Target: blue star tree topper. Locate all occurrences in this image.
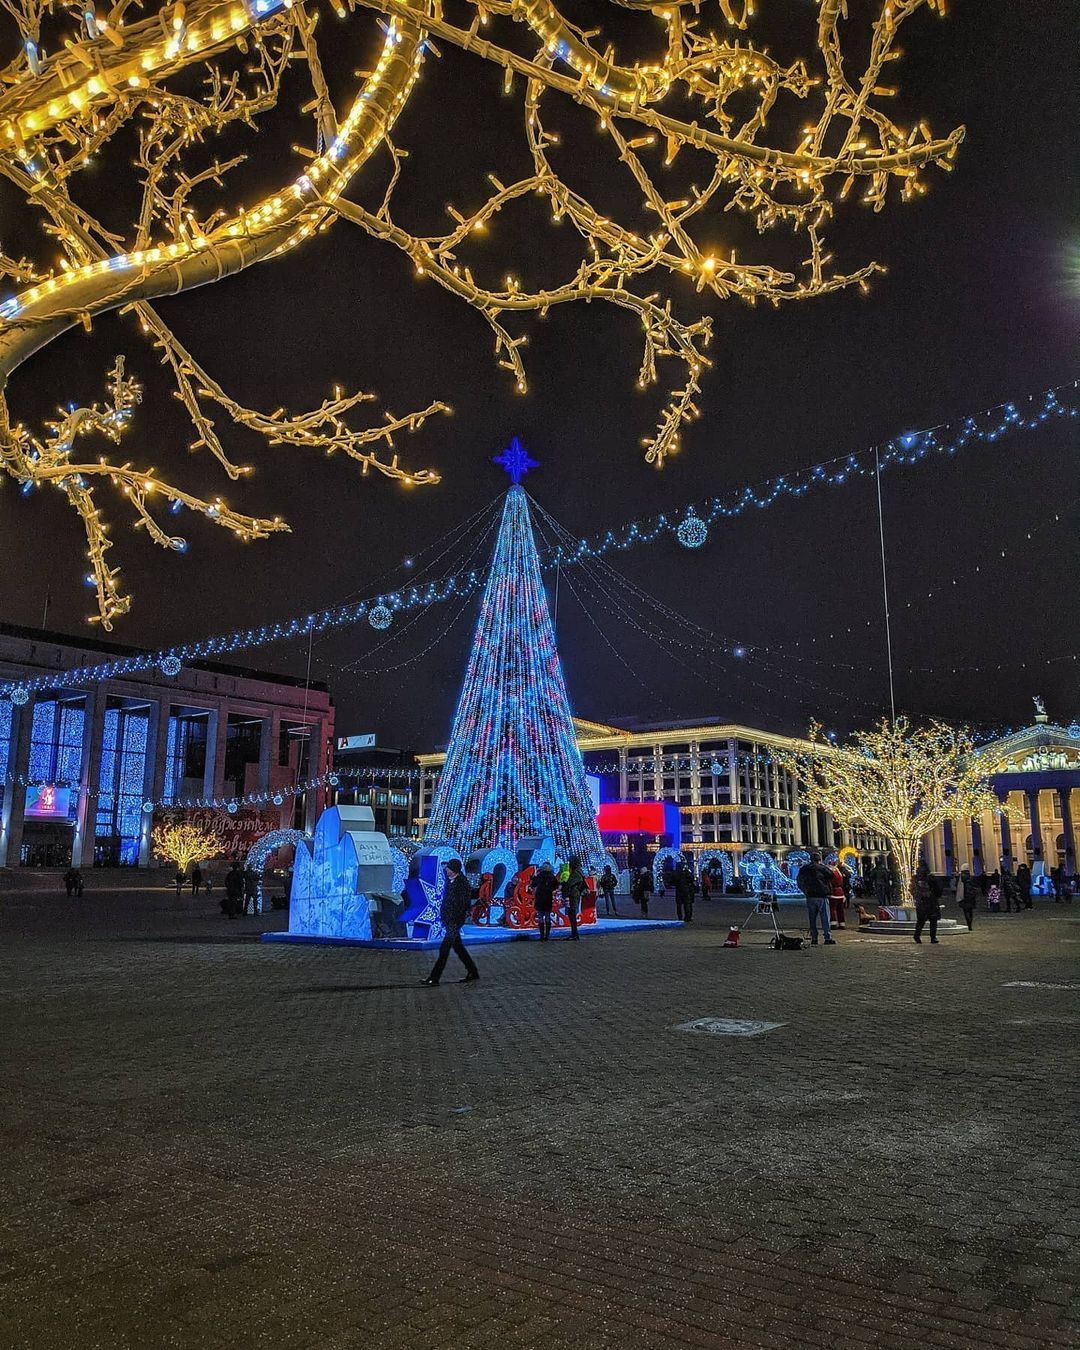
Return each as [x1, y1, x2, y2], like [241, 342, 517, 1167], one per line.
[493, 438, 539, 484]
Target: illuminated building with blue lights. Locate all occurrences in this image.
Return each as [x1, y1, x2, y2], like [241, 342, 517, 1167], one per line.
[0, 622, 334, 868]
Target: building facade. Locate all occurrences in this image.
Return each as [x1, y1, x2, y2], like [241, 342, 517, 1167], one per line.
[417, 716, 885, 871]
[0, 623, 334, 869]
[923, 714, 1079, 877]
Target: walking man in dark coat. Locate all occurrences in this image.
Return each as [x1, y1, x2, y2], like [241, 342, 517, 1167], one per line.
[422, 860, 480, 985]
[913, 861, 942, 944]
[562, 856, 586, 940]
[222, 861, 244, 919]
[242, 865, 259, 915]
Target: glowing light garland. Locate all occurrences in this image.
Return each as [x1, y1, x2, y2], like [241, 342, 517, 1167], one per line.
[1, 380, 1071, 703]
[424, 480, 605, 869]
[1, 0, 961, 626]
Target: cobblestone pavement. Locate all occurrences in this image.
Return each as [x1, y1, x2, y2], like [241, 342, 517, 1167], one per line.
[1, 876, 1077, 1350]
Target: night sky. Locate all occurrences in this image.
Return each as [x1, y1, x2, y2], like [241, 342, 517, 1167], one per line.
[1, 1, 1077, 751]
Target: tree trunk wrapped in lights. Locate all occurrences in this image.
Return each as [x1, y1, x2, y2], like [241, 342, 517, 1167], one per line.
[776, 719, 1004, 903]
[0, 0, 962, 626]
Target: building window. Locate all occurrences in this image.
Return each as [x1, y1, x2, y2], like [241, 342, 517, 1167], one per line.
[164, 711, 209, 797]
[225, 716, 263, 796]
[95, 705, 149, 865]
[28, 697, 85, 787]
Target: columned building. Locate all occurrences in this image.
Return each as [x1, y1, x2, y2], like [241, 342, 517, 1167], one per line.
[0, 623, 334, 868]
[416, 716, 886, 871]
[925, 714, 1079, 877]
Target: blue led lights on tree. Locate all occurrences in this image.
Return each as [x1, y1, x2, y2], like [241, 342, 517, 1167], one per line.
[425, 451, 605, 870]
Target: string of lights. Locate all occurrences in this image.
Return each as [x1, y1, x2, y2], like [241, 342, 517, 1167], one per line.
[1, 378, 1074, 703]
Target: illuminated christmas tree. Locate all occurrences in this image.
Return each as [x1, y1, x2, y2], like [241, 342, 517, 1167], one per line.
[425, 443, 604, 869]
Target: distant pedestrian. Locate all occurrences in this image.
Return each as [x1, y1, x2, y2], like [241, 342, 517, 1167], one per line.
[631, 867, 652, 918]
[700, 869, 712, 901]
[562, 856, 586, 940]
[1050, 864, 1065, 903]
[870, 858, 890, 909]
[64, 867, 83, 898]
[986, 868, 1001, 912]
[1001, 865, 1021, 914]
[422, 859, 479, 985]
[913, 861, 942, 943]
[598, 865, 618, 917]
[827, 861, 847, 930]
[242, 865, 259, 915]
[673, 861, 694, 923]
[956, 868, 978, 931]
[529, 864, 556, 939]
[190, 863, 204, 896]
[222, 861, 244, 918]
[796, 851, 836, 946]
[530, 861, 558, 941]
[1016, 863, 1033, 910]
[174, 868, 186, 896]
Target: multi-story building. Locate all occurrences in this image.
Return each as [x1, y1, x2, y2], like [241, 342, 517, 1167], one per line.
[416, 715, 885, 873]
[332, 734, 419, 839]
[0, 622, 333, 869]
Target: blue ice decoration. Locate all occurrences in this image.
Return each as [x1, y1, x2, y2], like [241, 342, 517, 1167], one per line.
[286, 805, 395, 940]
[741, 848, 802, 896]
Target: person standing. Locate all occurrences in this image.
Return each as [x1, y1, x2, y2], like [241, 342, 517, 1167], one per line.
[562, 856, 586, 940]
[700, 869, 712, 901]
[1050, 864, 1065, 903]
[1016, 862, 1033, 910]
[190, 863, 203, 896]
[422, 860, 480, 985]
[796, 852, 836, 946]
[1001, 865, 1021, 914]
[956, 868, 978, 931]
[598, 865, 619, 917]
[827, 861, 847, 930]
[913, 861, 942, 943]
[174, 868, 186, 897]
[673, 862, 694, 922]
[242, 865, 260, 915]
[870, 858, 889, 911]
[529, 861, 558, 940]
[631, 867, 652, 917]
[223, 861, 244, 919]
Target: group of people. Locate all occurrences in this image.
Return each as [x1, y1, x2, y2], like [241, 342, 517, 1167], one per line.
[221, 861, 261, 918]
[628, 860, 703, 920]
[175, 864, 212, 896]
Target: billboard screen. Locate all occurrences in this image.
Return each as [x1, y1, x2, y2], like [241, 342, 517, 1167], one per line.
[25, 784, 73, 820]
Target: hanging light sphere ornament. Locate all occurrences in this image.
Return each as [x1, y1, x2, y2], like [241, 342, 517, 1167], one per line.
[142, 800, 155, 814]
[272, 793, 284, 807]
[676, 513, 708, 549]
[368, 604, 393, 631]
[159, 655, 182, 678]
[227, 802, 239, 815]
[9, 685, 29, 706]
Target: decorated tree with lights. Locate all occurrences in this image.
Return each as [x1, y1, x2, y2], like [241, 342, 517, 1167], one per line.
[0, 0, 961, 627]
[425, 442, 604, 868]
[776, 719, 1003, 902]
[152, 818, 222, 872]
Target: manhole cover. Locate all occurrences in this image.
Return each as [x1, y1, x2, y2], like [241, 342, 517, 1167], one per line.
[674, 1017, 785, 1037]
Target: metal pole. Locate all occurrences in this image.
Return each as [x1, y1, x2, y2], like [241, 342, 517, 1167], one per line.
[41, 585, 51, 630]
[874, 446, 897, 722]
[553, 555, 561, 630]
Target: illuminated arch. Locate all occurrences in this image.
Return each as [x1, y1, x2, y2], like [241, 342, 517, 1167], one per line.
[244, 828, 311, 913]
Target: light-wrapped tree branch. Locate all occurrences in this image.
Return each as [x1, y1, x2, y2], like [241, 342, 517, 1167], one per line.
[0, 0, 961, 623]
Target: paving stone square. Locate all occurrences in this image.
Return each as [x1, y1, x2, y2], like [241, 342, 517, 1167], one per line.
[0, 876, 1077, 1349]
